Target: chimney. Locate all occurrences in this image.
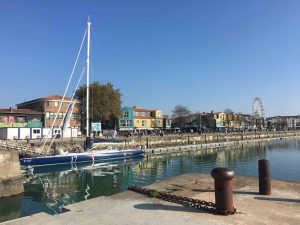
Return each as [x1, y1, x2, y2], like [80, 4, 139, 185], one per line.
[9, 107, 12, 112]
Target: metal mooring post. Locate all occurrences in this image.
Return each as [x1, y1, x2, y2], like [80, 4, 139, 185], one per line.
[258, 159, 271, 195]
[53, 142, 57, 156]
[211, 168, 235, 212]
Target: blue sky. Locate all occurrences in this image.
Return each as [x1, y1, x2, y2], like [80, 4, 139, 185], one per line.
[0, 0, 300, 117]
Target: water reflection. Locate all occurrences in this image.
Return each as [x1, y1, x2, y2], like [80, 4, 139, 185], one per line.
[0, 137, 299, 222]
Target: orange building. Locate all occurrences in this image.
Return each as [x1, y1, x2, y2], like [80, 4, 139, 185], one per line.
[16, 95, 81, 129]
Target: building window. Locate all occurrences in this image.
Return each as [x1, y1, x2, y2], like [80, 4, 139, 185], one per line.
[156, 119, 160, 125]
[54, 101, 58, 107]
[45, 112, 49, 119]
[73, 114, 79, 120]
[16, 117, 26, 123]
[54, 129, 61, 135]
[49, 112, 55, 120]
[58, 113, 63, 119]
[123, 111, 129, 118]
[120, 120, 132, 127]
[33, 129, 40, 134]
[142, 120, 146, 126]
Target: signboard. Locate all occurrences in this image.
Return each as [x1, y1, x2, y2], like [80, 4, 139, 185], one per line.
[216, 121, 224, 128]
[91, 122, 101, 132]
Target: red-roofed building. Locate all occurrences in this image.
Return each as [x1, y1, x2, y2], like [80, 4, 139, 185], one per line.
[16, 95, 81, 129]
[132, 106, 163, 129]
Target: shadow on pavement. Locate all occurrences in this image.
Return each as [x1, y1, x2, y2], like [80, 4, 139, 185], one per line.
[134, 203, 205, 213]
[254, 197, 300, 203]
[192, 189, 258, 195]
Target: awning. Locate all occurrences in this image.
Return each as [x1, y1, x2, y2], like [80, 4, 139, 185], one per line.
[135, 127, 154, 130]
[118, 128, 134, 131]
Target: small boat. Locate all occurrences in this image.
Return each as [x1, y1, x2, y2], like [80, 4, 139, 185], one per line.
[20, 149, 144, 167]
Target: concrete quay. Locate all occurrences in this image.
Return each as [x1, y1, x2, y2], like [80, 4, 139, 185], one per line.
[143, 135, 296, 157]
[0, 150, 23, 198]
[2, 173, 299, 225]
[93, 131, 300, 151]
[2, 131, 298, 156]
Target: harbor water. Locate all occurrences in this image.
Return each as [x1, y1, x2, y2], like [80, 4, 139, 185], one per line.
[1, 137, 300, 222]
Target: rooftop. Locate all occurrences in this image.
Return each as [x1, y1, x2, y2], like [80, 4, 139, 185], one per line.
[16, 95, 79, 106]
[0, 108, 43, 115]
[132, 107, 154, 112]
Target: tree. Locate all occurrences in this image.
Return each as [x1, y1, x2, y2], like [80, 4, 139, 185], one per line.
[224, 108, 234, 114]
[172, 105, 191, 128]
[75, 81, 122, 132]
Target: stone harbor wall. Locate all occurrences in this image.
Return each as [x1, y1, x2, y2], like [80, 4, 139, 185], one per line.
[8, 131, 299, 154]
[0, 150, 24, 197]
[93, 131, 299, 150]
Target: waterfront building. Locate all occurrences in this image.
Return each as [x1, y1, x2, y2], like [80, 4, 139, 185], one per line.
[266, 116, 287, 130]
[163, 115, 172, 129]
[16, 95, 81, 129]
[239, 114, 251, 130]
[133, 107, 163, 130]
[214, 112, 264, 131]
[180, 112, 259, 131]
[117, 106, 134, 131]
[117, 106, 165, 131]
[0, 108, 43, 128]
[151, 109, 164, 128]
[266, 116, 300, 130]
[287, 116, 300, 130]
[182, 113, 216, 131]
[214, 112, 228, 130]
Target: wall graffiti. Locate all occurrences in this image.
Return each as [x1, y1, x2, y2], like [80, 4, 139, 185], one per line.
[0, 122, 43, 128]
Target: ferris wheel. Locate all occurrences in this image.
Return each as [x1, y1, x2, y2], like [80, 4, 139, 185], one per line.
[252, 97, 264, 118]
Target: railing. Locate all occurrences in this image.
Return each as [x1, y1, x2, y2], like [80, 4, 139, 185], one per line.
[0, 140, 46, 157]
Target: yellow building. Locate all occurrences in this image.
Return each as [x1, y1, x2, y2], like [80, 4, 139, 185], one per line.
[214, 112, 227, 128]
[133, 107, 164, 129]
[214, 112, 242, 129]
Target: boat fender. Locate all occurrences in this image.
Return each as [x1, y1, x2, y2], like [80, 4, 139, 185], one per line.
[59, 149, 67, 155]
[90, 154, 95, 162]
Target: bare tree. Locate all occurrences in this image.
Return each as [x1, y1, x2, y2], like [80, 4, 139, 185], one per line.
[172, 105, 191, 128]
[224, 108, 234, 114]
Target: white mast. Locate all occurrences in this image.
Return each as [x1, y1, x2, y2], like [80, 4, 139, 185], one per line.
[86, 18, 91, 137]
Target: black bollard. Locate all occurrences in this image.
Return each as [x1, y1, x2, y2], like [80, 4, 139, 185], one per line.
[85, 137, 93, 150]
[53, 142, 57, 156]
[258, 159, 271, 195]
[211, 167, 235, 212]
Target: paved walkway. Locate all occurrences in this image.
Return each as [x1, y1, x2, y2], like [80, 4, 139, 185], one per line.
[2, 173, 299, 225]
[2, 192, 223, 225]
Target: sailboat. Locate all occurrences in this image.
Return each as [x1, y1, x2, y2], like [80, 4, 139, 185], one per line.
[20, 19, 144, 167]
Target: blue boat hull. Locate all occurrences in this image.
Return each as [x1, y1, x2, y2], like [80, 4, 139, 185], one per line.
[20, 150, 144, 167]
